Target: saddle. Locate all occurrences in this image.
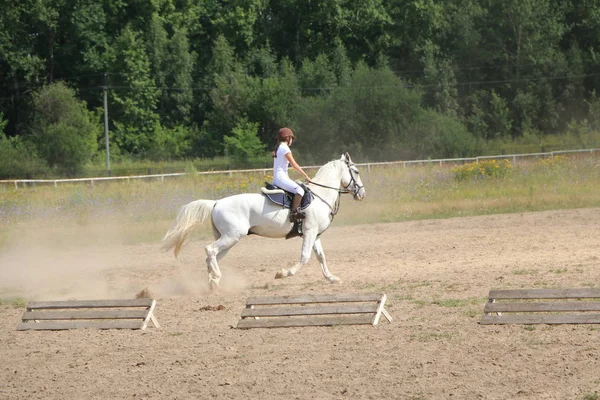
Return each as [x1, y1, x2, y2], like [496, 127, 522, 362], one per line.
[261, 182, 313, 239]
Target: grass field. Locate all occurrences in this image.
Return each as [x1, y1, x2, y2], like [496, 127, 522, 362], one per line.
[1, 153, 599, 247]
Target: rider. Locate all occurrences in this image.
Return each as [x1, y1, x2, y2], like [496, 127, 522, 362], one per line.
[272, 127, 310, 222]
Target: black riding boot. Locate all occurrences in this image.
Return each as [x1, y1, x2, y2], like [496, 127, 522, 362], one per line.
[289, 194, 305, 222]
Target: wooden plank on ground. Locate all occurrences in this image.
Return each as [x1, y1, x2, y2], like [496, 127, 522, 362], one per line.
[245, 293, 383, 306]
[17, 299, 159, 331]
[480, 313, 600, 325]
[484, 301, 600, 313]
[17, 320, 143, 331]
[241, 303, 378, 318]
[488, 288, 600, 300]
[237, 315, 374, 329]
[22, 309, 149, 321]
[481, 288, 600, 325]
[26, 299, 154, 309]
[237, 293, 391, 329]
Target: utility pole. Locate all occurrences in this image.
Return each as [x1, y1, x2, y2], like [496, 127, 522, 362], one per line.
[103, 73, 111, 175]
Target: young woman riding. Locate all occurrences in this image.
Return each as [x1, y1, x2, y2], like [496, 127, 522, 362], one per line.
[272, 127, 310, 222]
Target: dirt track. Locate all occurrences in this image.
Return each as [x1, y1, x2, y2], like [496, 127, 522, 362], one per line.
[1, 208, 600, 399]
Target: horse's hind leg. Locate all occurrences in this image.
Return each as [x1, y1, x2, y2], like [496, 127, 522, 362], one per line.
[205, 235, 240, 290]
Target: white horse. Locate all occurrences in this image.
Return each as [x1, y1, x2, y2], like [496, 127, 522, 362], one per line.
[162, 153, 366, 289]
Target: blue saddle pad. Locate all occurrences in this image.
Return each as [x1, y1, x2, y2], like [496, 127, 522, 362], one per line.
[263, 183, 313, 210]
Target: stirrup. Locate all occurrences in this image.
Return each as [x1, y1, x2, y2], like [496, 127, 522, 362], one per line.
[289, 211, 305, 223]
[286, 221, 303, 239]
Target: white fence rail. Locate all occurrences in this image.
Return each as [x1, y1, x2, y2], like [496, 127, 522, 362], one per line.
[1, 148, 598, 189]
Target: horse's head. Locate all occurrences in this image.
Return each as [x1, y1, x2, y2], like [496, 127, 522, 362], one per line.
[340, 153, 366, 201]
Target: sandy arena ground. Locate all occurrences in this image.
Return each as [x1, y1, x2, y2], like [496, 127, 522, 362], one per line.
[1, 208, 600, 399]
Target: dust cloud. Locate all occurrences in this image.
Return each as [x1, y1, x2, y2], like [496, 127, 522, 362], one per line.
[0, 220, 133, 300]
[0, 218, 249, 301]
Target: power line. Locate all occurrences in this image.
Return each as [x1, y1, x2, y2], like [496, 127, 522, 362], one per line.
[1, 71, 600, 101]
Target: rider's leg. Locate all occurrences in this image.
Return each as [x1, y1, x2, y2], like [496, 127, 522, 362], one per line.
[289, 186, 305, 222]
[290, 193, 305, 222]
[273, 175, 306, 222]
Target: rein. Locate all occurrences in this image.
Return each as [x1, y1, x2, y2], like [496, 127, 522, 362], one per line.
[306, 180, 351, 194]
[308, 185, 341, 218]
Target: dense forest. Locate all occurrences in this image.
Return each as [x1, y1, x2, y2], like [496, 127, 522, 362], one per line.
[1, 0, 599, 177]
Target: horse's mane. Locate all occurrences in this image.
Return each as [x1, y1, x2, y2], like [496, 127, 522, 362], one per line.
[312, 159, 342, 182]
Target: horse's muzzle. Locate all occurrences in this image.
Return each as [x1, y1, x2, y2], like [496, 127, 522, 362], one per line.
[354, 189, 366, 201]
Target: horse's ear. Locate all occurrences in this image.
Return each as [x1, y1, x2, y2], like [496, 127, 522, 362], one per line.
[344, 152, 352, 163]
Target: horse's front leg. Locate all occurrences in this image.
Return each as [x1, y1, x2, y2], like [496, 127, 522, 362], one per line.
[275, 229, 317, 279]
[312, 237, 340, 283]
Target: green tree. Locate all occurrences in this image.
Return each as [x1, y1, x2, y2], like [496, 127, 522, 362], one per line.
[422, 45, 459, 117]
[469, 90, 512, 140]
[198, 35, 253, 156]
[299, 54, 338, 97]
[466, 91, 489, 140]
[2, 0, 600, 164]
[103, 0, 163, 36]
[412, 109, 477, 158]
[28, 82, 99, 176]
[146, 15, 194, 127]
[69, 0, 111, 73]
[0, 0, 56, 134]
[330, 39, 352, 87]
[0, 0, 53, 82]
[0, 132, 47, 179]
[249, 57, 301, 145]
[586, 91, 600, 132]
[512, 87, 540, 135]
[147, 13, 169, 108]
[224, 118, 265, 162]
[387, 0, 449, 75]
[246, 45, 278, 78]
[293, 63, 424, 162]
[209, 0, 268, 56]
[147, 123, 191, 160]
[562, 0, 600, 103]
[164, 26, 195, 126]
[110, 25, 160, 155]
[0, 112, 6, 135]
[262, 0, 391, 66]
[489, 0, 565, 81]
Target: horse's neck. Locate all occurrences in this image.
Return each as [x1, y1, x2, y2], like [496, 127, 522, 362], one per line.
[311, 161, 342, 203]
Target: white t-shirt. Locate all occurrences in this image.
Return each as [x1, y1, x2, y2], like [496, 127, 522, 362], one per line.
[273, 143, 291, 179]
[272, 142, 304, 195]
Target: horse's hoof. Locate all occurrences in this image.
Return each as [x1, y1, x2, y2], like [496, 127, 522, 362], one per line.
[210, 280, 220, 292]
[275, 270, 286, 279]
[328, 277, 341, 284]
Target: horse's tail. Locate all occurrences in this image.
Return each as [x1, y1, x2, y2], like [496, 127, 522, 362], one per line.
[161, 199, 217, 258]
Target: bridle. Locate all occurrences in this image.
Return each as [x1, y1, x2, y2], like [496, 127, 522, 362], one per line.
[306, 159, 364, 217]
[344, 162, 364, 199]
[309, 160, 363, 196]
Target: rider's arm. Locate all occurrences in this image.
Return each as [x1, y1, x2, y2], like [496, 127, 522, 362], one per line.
[285, 152, 310, 181]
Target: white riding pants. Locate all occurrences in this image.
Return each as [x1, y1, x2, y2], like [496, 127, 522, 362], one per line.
[273, 173, 305, 196]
